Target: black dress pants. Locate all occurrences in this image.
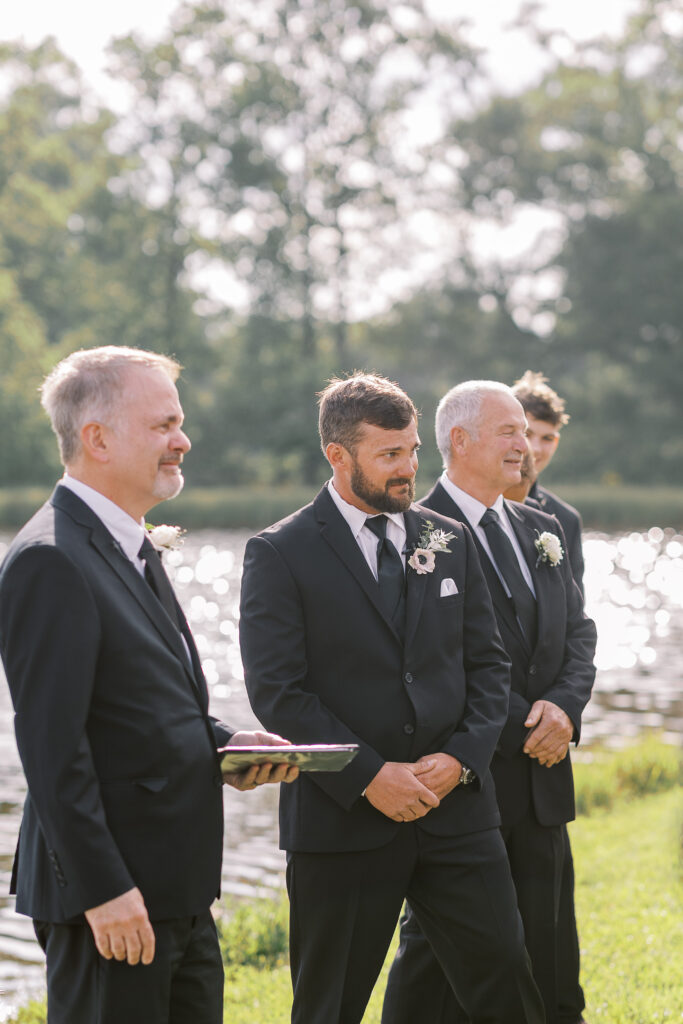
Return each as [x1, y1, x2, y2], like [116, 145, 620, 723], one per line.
[34, 909, 223, 1024]
[286, 824, 544, 1024]
[382, 816, 584, 1024]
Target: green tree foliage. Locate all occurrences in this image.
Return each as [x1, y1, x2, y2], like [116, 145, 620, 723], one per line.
[0, 39, 216, 484]
[430, 0, 683, 484]
[106, 0, 481, 483]
[1, 0, 681, 490]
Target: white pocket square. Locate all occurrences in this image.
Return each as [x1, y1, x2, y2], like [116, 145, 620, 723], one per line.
[440, 578, 459, 597]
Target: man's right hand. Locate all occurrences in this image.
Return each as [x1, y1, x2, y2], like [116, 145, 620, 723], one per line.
[84, 886, 155, 965]
[364, 762, 440, 822]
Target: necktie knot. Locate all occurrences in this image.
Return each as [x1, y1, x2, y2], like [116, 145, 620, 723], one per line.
[365, 515, 388, 541]
[479, 508, 499, 529]
[139, 535, 157, 561]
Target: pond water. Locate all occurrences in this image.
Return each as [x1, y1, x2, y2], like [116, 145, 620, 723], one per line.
[0, 526, 681, 1018]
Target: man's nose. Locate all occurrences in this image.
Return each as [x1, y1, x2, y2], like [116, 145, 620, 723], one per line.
[172, 429, 191, 453]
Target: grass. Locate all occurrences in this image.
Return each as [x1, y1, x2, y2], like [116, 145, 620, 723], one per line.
[571, 788, 683, 1022]
[573, 732, 682, 815]
[8, 739, 683, 1023]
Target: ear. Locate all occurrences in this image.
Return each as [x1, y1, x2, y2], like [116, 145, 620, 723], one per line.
[325, 442, 350, 470]
[80, 421, 110, 463]
[449, 425, 468, 457]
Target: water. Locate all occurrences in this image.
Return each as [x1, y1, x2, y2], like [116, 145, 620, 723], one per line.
[0, 526, 681, 1018]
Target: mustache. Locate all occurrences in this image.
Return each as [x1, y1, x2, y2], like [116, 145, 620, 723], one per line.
[386, 478, 413, 487]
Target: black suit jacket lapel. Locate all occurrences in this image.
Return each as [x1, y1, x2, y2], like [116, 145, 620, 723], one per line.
[423, 483, 525, 647]
[403, 507, 428, 651]
[315, 488, 402, 643]
[52, 487, 203, 698]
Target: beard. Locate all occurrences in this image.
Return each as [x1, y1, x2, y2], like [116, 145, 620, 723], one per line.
[350, 459, 414, 513]
[152, 466, 185, 502]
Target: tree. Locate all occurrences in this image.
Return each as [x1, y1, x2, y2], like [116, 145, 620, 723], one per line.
[0, 38, 218, 484]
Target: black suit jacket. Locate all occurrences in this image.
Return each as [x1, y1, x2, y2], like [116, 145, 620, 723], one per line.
[419, 482, 596, 828]
[239, 486, 511, 854]
[528, 482, 585, 593]
[0, 485, 233, 923]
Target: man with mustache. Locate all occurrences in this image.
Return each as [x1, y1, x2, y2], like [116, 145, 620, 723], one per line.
[0, 346, 296, 1024]
[239, 373, 545, 1024]
[381, 380, 596, 1024]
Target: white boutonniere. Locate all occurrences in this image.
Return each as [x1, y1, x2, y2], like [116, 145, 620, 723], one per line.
[408, 520, 455, 575]
[146, 523, 185, 551]
[534, 530, 563, 568]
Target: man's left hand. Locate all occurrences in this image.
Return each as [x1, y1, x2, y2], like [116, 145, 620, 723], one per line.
[413, 753, 463, 799]
[523, 701, 573, 767]
[222, 730, 300, 790]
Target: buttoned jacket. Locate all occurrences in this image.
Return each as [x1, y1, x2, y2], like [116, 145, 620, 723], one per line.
[0, 485, 232, 922]
[420, 482, 596, 827]
[239, 487, 512, 852]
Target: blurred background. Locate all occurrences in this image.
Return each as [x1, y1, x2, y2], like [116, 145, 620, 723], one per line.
[1, 3, 683, 1015]
[1, 0, 682, 512]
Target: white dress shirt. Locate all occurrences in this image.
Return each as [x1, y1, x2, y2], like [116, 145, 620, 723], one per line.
[439, 472, 536, 597]
[61, 474, 148, 574]
[61, 475, 193, 663]
[327, 481, 407, 580]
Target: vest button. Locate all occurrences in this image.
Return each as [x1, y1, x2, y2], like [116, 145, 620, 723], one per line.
[403, 724, 415, 735]
[404, 672, 413, 684]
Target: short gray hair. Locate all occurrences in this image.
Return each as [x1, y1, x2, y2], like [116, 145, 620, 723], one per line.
[435, 380, 514, 467]
[41, 346, 181, 466]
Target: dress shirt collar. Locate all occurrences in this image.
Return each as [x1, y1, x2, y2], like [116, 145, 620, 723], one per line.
[327, 480, 406, 540]
[439, 472, 505, 529]
[61, 474, 147, 566]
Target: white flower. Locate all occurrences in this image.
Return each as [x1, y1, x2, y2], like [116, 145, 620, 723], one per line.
[407, 520, 455, 574]
[408, 548, 436, 574]
[146, 523, 185, 551]
[534, 531, 563, 567]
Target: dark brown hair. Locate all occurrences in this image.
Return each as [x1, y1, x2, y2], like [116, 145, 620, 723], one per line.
[511, 370, 569, 428]
[318, 372, 418, 454]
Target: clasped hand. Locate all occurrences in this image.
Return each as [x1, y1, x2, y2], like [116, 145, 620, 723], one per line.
[523, 700, 573, 767]
[364, 754, 462, 822]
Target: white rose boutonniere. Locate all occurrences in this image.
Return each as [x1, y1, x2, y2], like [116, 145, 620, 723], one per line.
[534, 530, 563, 568]
[408, 520, 455, 575]
[146, 523, 185, 552]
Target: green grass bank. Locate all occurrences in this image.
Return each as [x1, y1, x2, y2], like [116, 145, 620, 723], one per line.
[1, 483, 682, 531]
[10, 738, 682, 1023]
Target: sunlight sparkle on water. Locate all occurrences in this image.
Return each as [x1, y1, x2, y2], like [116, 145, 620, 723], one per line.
[584, 530, 683, 673]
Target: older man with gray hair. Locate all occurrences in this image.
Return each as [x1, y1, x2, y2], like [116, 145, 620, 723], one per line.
[0, 346, 296, 1024]
[382, 380, 596, 1024]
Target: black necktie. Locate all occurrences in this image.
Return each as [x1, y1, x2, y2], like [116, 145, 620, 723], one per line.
[365, 515, 406, 636]
[138, 536, 181, 629]
[479, 508, 537, 645]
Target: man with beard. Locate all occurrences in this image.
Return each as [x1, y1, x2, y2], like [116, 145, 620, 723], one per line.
[239, 373, 545, 1024]
[0, 346, 296, 1024]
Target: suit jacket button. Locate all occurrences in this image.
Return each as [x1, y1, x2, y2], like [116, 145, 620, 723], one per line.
[403, 724, 415, 735]
[529, 665, 537, 675]
[404, 672, 413, 684]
